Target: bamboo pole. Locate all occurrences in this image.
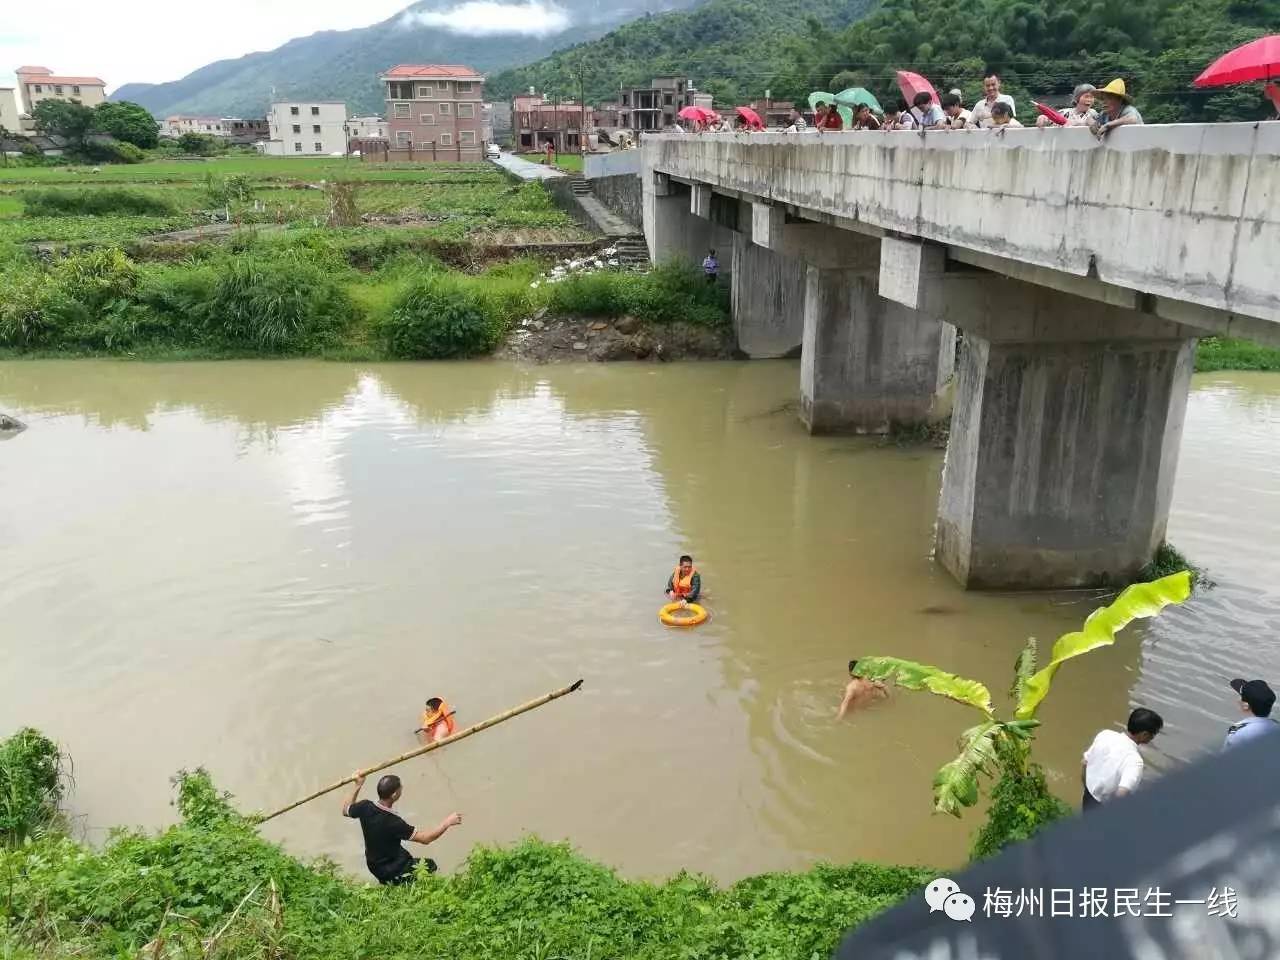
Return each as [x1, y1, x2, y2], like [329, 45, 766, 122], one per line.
[257, 679, 584, 823]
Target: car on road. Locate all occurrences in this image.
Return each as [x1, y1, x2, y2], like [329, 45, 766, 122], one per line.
[486, 143, 501, 159]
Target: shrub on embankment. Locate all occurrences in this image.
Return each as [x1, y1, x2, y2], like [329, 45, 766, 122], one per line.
[0, 248, 355, 354]
[1195, 336, 1280, 373]
[0, 237, 730, 360]
[0, 733, 932, 960]
[20, 187, 176, 217]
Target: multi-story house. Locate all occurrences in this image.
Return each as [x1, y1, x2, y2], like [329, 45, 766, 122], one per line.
[262, 102, 347, 156]
[382, 64, 485, 162]
[14, 66, 107, 127]
[512, 91, 594, 153]
[163, 116, 266, 139]
[346, 116, 386, 140]
[617, 77, 691, 131]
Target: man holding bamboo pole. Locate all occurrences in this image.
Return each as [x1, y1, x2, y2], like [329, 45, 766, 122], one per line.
[342, 771, 462, 885]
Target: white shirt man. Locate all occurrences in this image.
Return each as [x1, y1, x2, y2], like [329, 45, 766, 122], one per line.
[1081, 708, 1163, 810]
[970, 74, 1018, 128]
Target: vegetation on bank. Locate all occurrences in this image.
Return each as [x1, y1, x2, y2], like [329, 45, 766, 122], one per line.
[1195, 336, 1280, 373]
[0, 155, 735, 361]
[0, 239, 727, 360]
[0, 738, 931, 960]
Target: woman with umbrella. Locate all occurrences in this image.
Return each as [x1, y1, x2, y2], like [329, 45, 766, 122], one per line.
[1090, 79, 1143, 139]
[1192, 35, 1280, 119]
[815, 100, 844, 131]
[1034, 84, 1098, 128]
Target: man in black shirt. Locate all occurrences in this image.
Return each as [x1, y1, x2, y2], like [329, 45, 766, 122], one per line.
[342, 771, 462, 884]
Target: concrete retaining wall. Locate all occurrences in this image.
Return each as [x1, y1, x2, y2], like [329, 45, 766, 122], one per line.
[584, 150, 642, 179]
[591, 173, 643, 229]
[644, 124, 1280, 328]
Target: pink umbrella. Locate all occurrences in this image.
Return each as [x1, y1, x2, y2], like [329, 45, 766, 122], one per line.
[735, 106, 765, 130]
[1193, 34, 1280, 86]
[896, 69, 939, 104]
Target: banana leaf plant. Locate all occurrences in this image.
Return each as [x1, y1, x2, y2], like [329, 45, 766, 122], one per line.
[853, 571, 1192, 817]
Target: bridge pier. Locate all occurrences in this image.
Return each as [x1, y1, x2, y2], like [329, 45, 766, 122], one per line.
[800, 266, 955, 434]
[731, 234, 805, 358]
[934, 281, 1198, 589]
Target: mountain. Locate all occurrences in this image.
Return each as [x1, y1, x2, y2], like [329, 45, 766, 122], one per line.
[111, 0, 703, 119]
[486, 0, 878, 105]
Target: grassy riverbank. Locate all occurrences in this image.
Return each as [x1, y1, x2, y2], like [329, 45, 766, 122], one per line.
[1195, 337, 1280, 373]
[0, 157, 728, 361]
[0, 732, 931, 960]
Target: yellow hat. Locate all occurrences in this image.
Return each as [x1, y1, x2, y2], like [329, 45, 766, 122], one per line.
[1099, 78, 1132, 102]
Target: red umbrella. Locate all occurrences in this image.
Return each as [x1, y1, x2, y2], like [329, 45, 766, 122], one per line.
[677, 105, 716, 123]
[735, 106, 765, 130]
[1033, 101, 1069, 126]
[1193, 34, 1280, 86]
[896, 70, 939, 105]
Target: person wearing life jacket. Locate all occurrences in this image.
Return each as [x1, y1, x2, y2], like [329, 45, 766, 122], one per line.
[418, 697, 456, 743]
[665, 555, 701, 604]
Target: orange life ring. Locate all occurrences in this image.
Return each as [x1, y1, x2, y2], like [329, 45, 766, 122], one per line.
[659, 602, 708, 627]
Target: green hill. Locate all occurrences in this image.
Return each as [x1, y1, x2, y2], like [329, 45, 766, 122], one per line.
[486, 0, 878, 105]
[491, 0, 1279, 121]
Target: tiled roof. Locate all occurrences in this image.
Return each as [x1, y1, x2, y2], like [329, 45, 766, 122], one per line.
[383, 64, 483, 79]
[38, 76, 107, 86]
[15, 66, 52, 75]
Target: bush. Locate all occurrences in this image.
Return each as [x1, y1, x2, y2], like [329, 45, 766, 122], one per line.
[545, 262, 729, 328]
[0, 762, 933, 960]
[20, 187, 175, 217]
[379, 276, 501, 359]
[1195, 336, 1280, 373]
[969, 746, 1070, 861]
[0, 728, 66, 846]
[79, 139, 147, 164]
[198, 254, 355, 352]
[177, 131, 223, 155]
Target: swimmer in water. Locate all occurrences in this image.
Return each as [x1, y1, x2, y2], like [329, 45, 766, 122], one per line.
[417, 697, 456, 743]
[837, 660, 889, 719]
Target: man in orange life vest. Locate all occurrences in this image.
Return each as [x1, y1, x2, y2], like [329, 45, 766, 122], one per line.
[665, 554, 701, 605]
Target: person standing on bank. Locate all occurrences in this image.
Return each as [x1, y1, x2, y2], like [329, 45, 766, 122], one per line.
[702, 248, 719, 285]
[343, 772, 462, 884]
[1224, 679, 1279, 749]
[1081, 708, 1163, 811]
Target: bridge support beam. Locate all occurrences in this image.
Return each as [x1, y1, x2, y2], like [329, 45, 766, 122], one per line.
[935, 282, 1198, 589]
[731, 234, 805, 358]
[800, 265, 955, 434]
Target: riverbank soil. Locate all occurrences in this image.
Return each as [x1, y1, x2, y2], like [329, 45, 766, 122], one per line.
[496, 312, 733, 362]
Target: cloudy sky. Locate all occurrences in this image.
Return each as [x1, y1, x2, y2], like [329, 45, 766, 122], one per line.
[1, 0, 439, 91]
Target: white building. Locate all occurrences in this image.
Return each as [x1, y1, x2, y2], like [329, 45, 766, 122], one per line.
[346, 116, 386, 140]
[261, 101, 348, 156]
[0, 88, 20, 133]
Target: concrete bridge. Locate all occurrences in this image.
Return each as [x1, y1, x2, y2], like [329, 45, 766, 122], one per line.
[635, 123, 1280, 590]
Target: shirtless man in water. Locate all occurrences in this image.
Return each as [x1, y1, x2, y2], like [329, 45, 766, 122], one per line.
[837, 660, 889, 719]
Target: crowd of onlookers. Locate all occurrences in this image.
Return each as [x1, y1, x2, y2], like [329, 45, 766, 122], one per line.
[674, 71, 1147, 141]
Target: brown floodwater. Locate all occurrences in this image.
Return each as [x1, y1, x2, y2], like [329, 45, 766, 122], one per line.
[1, 360, 1277, 883]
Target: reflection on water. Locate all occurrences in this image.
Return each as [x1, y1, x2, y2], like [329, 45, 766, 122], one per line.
[0, 361, 1277, 882]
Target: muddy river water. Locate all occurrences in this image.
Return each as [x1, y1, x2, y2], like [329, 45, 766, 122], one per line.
[1, 360, 1278, 882]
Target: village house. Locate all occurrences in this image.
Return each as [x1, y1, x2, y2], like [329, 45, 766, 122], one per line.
[261, 101, 348, 156]
[381, 64, 486, 162]
[512, 90, 594, 153]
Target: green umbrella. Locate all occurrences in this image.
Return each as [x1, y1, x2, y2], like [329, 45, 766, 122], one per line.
[807, 92, 854, 128]
[834, 87, 883, 113]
